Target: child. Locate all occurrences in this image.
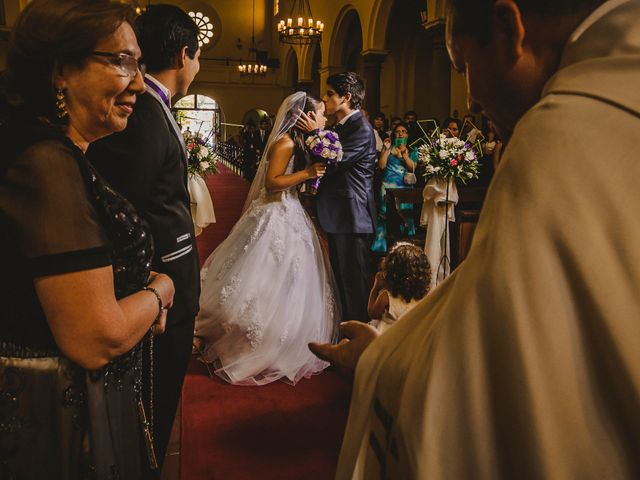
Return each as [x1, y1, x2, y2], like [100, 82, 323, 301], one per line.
[368, 242, 431, 333]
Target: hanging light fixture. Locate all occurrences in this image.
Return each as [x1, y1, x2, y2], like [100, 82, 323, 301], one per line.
[239, 0, 268, 77]
[277, 0, 323, 45]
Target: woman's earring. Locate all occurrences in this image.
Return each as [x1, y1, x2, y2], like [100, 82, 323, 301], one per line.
[55, 88, 68, 119]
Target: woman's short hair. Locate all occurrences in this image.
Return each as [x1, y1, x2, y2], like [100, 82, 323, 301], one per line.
[0, 0, 136, 124]
[382, 242, 431, 303]
[390, 121, 410, 142]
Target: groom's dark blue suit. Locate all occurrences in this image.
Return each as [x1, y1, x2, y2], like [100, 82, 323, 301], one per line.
[316, 110, 376, 321]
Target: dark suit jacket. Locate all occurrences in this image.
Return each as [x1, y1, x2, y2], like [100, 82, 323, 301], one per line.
[316, 110, 377, 234]
[86, 92, 200, 325]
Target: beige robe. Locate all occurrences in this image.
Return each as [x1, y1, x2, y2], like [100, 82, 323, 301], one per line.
[336, 1, 640, 478]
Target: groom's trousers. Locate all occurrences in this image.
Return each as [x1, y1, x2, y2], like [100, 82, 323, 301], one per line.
[327, 233, 372, 321]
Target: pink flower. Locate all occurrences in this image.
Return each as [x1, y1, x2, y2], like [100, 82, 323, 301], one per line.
[450, 159, 458, 166]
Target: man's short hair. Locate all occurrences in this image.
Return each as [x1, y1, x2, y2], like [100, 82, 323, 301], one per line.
[448, 0, 606, 44]
[136, 4, 199, 72]
[327, 72, 365, 110]
[404, 110, 418, 119]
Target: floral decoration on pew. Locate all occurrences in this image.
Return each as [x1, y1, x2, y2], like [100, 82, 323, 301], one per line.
[305, 129, 344, 194]
[183, 131, 218, 178]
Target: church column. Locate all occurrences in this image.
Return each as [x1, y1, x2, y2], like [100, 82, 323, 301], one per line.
[420, 21, 451, 121]
[361, 50, 388, 115]
[318, 65, 344, 94]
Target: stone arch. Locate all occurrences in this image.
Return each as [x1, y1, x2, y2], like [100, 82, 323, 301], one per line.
[365, 0, 396, 52]
[328, 5, 363, 68]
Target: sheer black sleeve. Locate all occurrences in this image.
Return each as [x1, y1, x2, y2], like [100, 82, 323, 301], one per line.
[0, 139, 111, 276]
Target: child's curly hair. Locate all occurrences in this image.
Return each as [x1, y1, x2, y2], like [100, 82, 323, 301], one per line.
[381, 242, 431, 303]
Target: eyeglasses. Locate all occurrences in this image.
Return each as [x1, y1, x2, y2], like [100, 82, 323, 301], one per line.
[88, 51, 146, 78]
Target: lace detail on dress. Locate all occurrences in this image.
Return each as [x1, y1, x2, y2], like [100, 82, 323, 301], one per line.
[241, 298, 261, 350]
[195, 152, 339, 385]
[218, 275, 240, 305]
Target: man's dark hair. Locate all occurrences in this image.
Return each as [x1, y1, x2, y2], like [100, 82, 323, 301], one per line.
[326, 72, 365, 110]
[404, 110, 418, 119]
[136, 4, 199, 72]
[448, 0, 606, 44]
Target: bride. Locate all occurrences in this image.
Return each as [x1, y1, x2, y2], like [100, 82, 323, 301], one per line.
[195, 92, 340, 385]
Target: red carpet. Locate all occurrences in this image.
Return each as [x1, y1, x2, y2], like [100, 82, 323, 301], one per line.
[182, 164, 352, 479]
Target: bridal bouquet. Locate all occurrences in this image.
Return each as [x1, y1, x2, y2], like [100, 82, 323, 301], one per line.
[305, 129, 343, 194]
[417, 133, 480, 184]
[183, 131, 218, 178]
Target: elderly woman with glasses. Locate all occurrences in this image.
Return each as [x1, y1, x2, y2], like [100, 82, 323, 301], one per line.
[0, 1, 174, 478]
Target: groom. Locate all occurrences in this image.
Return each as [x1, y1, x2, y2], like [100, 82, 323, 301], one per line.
[302, 72, 377, 321]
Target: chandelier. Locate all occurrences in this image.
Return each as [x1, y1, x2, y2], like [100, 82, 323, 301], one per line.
[239, 0, 268, 77]
[277, 0, 324, 45]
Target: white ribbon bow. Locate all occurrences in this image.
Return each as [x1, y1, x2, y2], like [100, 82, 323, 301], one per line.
[188, 173, 216, 236]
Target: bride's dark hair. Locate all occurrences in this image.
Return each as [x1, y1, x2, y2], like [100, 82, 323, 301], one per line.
[291, 95, 322, 172]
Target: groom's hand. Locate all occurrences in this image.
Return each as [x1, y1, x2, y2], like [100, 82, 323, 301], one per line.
[296, 110, 320, 133]
[309, 321, 380, 377]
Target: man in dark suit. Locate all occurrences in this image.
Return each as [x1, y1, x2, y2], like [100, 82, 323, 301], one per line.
[87, 5, 200, 476]
[255, 117, 271, 160]
[302, 72, 377, 321]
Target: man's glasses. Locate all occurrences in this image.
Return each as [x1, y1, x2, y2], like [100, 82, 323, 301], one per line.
[88, 51, 146, 78]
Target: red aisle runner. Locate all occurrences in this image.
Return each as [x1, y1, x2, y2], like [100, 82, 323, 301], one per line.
[182, 164, 352, 479]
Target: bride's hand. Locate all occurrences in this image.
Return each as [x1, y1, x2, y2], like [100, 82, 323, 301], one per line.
[296, 110, 320, 133]
[306, 162, 327, 179]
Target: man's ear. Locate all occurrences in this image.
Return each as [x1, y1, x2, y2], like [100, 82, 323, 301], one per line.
[343, 92, 352, 107]
[176, 46, 188, 69]
[493, 0, 526, 59]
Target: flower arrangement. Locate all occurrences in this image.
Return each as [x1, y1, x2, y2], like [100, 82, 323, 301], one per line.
[305, 129, 343, 193]
[417, 133, 480, 184]
[183, 131, 218, 178]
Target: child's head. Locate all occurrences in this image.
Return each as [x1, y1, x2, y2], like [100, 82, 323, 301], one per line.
[381, 242, 431, 303]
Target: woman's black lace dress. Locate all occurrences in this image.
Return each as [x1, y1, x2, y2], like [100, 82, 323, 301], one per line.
[0, 123, 154, 479]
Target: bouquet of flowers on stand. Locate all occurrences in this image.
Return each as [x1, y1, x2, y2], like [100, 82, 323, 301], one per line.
[304, 129, 343, 194]
[417, 133, 481, 184]
[416, 131, 481, 290]
[183, 131, 218, 235]
[184, 131, 218, 178]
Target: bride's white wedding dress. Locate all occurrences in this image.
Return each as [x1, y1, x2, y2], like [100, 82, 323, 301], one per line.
[195, 151, 339, 386]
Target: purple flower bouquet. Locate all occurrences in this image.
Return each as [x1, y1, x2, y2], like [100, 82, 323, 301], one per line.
[305, 129, 344, 194]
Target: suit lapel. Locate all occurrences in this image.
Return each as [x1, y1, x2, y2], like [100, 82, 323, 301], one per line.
[145, 88, 188, 163]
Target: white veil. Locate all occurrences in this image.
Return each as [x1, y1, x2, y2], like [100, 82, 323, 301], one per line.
[242, 91, 307, 213]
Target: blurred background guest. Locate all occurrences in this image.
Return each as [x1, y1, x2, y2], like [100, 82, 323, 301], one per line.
[371, 122, 418, 253]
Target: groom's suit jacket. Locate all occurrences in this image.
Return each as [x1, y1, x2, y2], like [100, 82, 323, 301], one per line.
[87, 90, 200, 326]
[316, 110, 377, 234]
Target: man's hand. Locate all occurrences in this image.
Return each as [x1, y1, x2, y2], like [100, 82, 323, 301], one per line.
[296, 110, 320, 133]
[309, 321, 380, 376]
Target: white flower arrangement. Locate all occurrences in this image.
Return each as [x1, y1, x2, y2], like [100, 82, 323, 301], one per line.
[418, 133, 480, 184]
